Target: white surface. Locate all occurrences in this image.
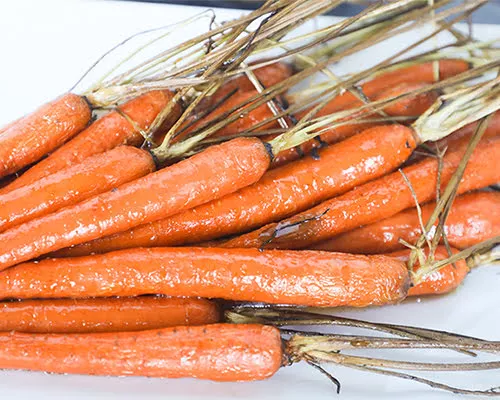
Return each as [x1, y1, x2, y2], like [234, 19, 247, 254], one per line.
[0, 0, 499, 399]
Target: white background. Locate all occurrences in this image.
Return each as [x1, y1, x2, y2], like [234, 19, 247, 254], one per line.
[0, 0, 499, 399]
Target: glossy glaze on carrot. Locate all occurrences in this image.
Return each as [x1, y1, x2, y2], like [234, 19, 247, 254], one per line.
[54, 124, 417, 257]
[0, 297, 220, 334]
[222, 137, 500, 249]
[390, 246, 469, 297]
[0, 324, 282, 381]
[0, 137, 271, 269]
[313, 191, 500, 254]
[2, 90, 179, 193]
[0, 146, 155, 233]
[0, 93, 91, 179]
[0, 248, 410, 307]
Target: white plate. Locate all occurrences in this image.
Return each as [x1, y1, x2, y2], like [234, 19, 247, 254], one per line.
[0, 1, 499, 399]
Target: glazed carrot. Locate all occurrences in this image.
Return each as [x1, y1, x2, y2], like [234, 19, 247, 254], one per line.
[0, 146, 155, 233]
[0, 137, 271, 269]
[1, 90, 179, 193]
[182, 89, 280, 140]
[55, 124, 417, 257]
[390, 246, 469, 297]
[0, 297, 220, 334]
[0, 323, 282, 381]
[0, 247, 410, 307]
[199, 61, 293, 110]
[272, 60, 469, 167]
[0, 93, 91, 179]
[222, 137, 500, 249]
[312, 191, 500, 254]
[375, 82, 440, 116]
[0, 116, 24, 136]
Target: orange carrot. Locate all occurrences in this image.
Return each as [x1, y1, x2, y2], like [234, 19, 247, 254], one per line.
[0, 247, 409, 308]
[375, 82, 440, 116]
[1, 90, 179, 194]
[54, 124, 418, 257]
[0, 146, 155, 233]
[222, 137, 500, 249]
[312, 191, 500, 254]
[0, 93, 91, 179]
[198, 61, 293, 110]
[390, 246, 470, 297]
[0, 297, 220, 334]
[272, 60, 469, 167]
[0, 137, 271, 269]
[0, 323, 282, 381]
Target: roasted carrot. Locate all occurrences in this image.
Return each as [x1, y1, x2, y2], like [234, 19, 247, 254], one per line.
[198, 61, 293, 110]
[181, 89, 281, 140]
[0, 93, 91, 179]
[0, 297, 220, 334]
[389, 246, 470, 297]
[0, 146, 155, 233]
[1, 90, 179, 194]
[0, 247, 409, 307]
[222, 136, 500, 249]
[375, 82, 440, 116]
[0, 323, 282, 381]
[312, 191, 500, 254]
[0, 137, 271, 269]
[272, 60, 469, 167]
[55, 124, 418, 257]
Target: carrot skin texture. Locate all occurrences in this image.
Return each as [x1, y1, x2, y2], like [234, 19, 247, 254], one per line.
[0, 146, 155, 233]
[0, 323, 282, 381]
[390, 247, 469, 297]
[0, 93, 91, 179]
[223, 137, 500, 249]
[272, 60, 469, 167]
[0, 297, 220, 334]
[2, 90, 179, 193]
[313, 191, 500, 253]
[0, 137, 270, 269]
[54, 125, 417, 257]
[0, 248, 410, 307]
[374, 82, 440, 116]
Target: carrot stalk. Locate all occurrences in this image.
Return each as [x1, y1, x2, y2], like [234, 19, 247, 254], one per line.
[0, 94, 91, 179]
[222, 136, 500, 249]
[0, 247, 410, 307]
[0, 296, 219, 334]
[0, 146, 155, 233]
[1, 90, 179, 194]
[0, 322, 498, 396]
[312, 191, 500, 254]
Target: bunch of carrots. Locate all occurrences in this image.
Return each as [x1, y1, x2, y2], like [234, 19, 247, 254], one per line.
[0, 0, 499, 395]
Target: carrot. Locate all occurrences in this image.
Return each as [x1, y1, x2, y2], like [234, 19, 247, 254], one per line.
[55, 124, 418, 257]
[222, 136, 500, 249]
[0, 93, 91, 179]
[0, 297, 220, 334]
[0, 323, 282, 381]
[375, 82, 440, 116]
[389, 246, 470, 297]
[312, 191, 500, 254]
[0, 247, 410, 307]
[0, 137, 271, 269]
[1, 90, 179, 194]
[182, 89, 281, 140]
[198, 61, 293, 110]
[0, 146, 155, 233]
[0, 116, 24, 136]
[272, 60, 469, 167]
